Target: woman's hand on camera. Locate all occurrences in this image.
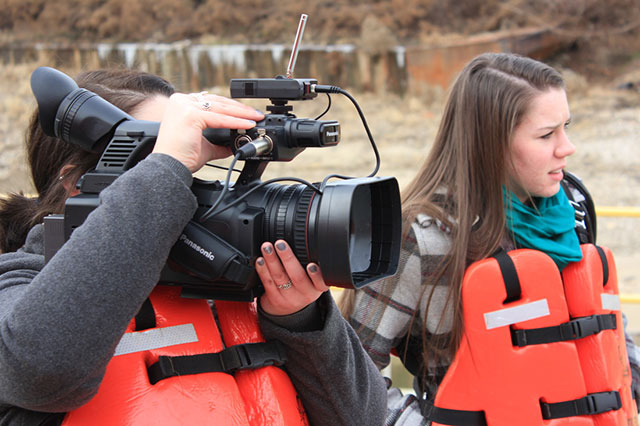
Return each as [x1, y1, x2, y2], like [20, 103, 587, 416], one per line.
[153, 92, 264, 172]
[256, 240, 330, 316]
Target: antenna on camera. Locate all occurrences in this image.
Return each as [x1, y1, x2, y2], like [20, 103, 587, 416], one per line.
[286, 14, 308, 78]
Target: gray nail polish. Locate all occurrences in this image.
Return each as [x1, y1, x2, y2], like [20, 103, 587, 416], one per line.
[264, 245, 273, 254]
[308, 264, 318, 273]
[257, 258, 264, 266]
[276, 242, 286, 251]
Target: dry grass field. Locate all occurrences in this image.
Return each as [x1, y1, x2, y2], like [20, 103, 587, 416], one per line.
[1, 61, 639, 299]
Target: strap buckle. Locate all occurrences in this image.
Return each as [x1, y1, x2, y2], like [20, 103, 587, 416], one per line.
[566, 315, 601, 339]
[541, 390, 622, 419]
[583, 391, 621, 415]
[565, 314, 616, 340]
[220, 341, 286, 372]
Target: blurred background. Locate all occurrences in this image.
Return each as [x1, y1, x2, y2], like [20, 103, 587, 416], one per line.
[1, 1, 639, 349]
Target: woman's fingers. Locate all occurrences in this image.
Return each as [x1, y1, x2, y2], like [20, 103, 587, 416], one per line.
[255, 255, 282, 299]
[257, 240, 329, 316]
[178, 92, 262, 130]
[192, 90, 259, 110]
[307, 263, 330, 292]
[194, 92, 264, 118]
[152, 92, 263, 172]
[271, 241, 308, 285]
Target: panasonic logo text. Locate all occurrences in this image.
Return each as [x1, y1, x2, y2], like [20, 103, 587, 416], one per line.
[179, 234, 215, 261]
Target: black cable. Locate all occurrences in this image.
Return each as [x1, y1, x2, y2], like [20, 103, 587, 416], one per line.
[314, 93, 332, 120]
[205, 162, 242, 173]
[314, 85, 381, 178]
[199, 152, 242, 222]
[200, 176, 322, 221]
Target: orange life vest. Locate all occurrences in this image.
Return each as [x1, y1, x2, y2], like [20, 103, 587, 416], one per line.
[423, 244, 638, 426]
[62, 285, 309, 426]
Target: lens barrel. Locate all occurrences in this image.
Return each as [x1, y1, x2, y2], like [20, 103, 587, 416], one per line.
[247, 176, 401, 288]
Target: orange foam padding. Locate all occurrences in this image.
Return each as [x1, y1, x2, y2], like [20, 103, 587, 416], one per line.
[216, 300, 309, 426]
[64, 286, 251, 425]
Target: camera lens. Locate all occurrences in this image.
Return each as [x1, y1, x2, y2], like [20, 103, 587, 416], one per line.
[258, 177, 401, 288]
[261, 183, 315, 264]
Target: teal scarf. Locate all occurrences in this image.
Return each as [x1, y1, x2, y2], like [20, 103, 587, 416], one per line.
[504, 187, 583, 270]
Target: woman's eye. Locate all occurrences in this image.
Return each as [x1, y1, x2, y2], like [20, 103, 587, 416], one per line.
[541, 131, 553, 139]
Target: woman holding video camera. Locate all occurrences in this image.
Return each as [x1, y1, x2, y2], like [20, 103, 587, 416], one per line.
[340, 52, 640, 425]
[0, 68, 386, 425]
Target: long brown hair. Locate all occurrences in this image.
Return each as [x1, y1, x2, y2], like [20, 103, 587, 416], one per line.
[0, 68, 175, 253]
[340, 53, 565, 376]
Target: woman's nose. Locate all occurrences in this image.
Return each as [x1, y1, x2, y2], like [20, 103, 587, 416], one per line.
[555, 130, 576, 158]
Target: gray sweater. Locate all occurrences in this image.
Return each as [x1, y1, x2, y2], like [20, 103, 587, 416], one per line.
[0, 154, 386, 425]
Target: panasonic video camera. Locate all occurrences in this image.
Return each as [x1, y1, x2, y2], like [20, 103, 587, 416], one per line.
[31, 18, 401, 301]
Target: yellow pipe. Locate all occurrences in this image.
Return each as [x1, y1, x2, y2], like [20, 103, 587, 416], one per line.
[596, 206, 640, 217]
[621, 295, 640, 304]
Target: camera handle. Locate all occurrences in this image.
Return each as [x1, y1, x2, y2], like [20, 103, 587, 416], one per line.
[236, 160, 269, 187]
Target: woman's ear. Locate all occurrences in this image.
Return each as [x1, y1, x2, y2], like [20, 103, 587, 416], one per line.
[58, 164, 81, 197]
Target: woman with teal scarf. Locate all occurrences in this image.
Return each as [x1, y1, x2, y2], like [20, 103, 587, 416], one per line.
[339, 52, 640, 424]
[504, 186, 583, 271]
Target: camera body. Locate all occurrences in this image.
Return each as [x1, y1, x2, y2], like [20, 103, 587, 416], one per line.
[33, 67, 402, 301]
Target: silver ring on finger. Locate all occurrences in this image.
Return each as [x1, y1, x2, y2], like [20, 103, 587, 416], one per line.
[276, 280, 293, 290]
[194, 91, 210, 110]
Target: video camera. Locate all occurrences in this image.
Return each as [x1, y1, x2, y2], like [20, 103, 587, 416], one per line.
[32, 17, 401, 301]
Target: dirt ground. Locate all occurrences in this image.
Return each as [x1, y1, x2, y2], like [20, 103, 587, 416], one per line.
[1, 60, 639, 302]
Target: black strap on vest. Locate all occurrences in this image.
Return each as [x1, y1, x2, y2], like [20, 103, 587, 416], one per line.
[511, 313, 617, 347]
[541, 390, 622, 419]
[147, 341, 287, 385]
[493, 250, 521, 303]
[419, 399, 487, 426]
[595, 245, 609, 286]
[419, 390, 622, 424]
[134, 297, 156, 331]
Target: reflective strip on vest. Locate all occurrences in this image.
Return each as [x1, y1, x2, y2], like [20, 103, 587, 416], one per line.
[114, 323, 198, 356]
[601, 293, 621, 311]
[483, 299, 550, 330]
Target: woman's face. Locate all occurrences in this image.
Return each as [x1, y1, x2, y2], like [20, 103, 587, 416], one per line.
[507, 87, 575, 202]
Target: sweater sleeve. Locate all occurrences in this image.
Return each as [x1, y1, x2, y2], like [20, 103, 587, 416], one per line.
[348, 217, 454, 371]
[0, 154, 196, 412]
[258, 291, 388, 426]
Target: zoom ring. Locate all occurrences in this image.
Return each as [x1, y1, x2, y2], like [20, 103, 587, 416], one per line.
[274, 185, 298, 242]
[292, 188, 314, 264]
